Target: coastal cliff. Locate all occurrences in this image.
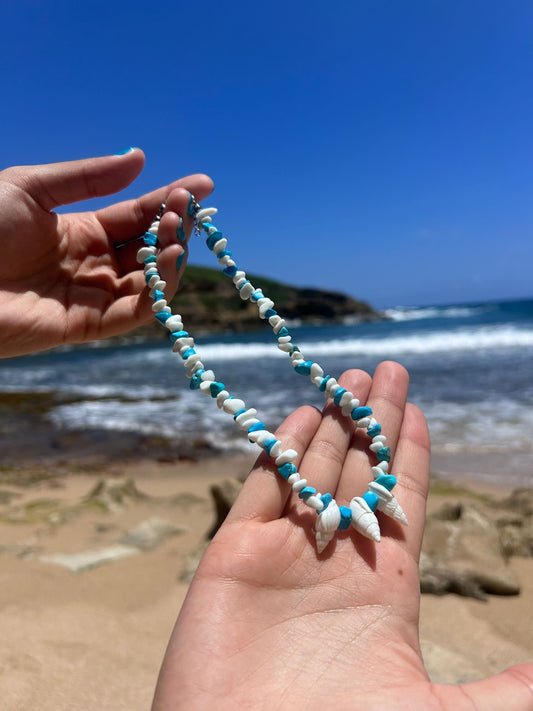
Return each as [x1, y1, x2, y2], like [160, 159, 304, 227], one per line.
[136, 264, 378, 339]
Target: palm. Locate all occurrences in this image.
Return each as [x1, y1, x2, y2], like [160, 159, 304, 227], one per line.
[154, 364, 533, 710]
[0, 152, 213, 357]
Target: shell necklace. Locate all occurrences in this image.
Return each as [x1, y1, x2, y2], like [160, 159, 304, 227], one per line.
[136, 197, 408, 553]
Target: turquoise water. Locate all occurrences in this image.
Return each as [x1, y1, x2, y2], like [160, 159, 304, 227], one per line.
[1, 297, 532, 482]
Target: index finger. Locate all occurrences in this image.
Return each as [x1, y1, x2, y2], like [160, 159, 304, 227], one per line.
[96, 173, 214, 243]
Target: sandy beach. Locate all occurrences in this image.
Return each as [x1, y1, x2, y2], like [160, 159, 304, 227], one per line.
[1, 452, 532, 710]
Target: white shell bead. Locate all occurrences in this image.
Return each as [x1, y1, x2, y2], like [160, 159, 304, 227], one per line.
[199, 381, 212, 394]
[372, 435, 387, 444]
[144, 265, 159, 276]
[369, 442, 385, 453]
[234, 277, 246, 289]
[149, 221, 159, 233]
[254, 430, 276, 448]
[377, 461, 389, 472]
[222, 398, 246, 414]
[165, 315, 184, 331]
[196, 207, 218, 221]
[218, 255, 233, 266]
[325, 378, 338, 395]
[287, 472, 300, 485]
[148, 274, 161, 288]
[232, 271, 246, 284]
[235, 408, 258, 426]
[339, 391, 353, 408]
[305, 495, 324, 511]
[200, 370, 215, 381]
[268, 441, 283, 458]
[239, 283, 255, 300]
[371, 466, 384, 479]
[312, 375, 324, 386]
[278, 335, 292, 344]
[272, 318, 286, 334]
[310, 363, 324, 379]
[356, 417, 371, 429]
[216, 390, 230, 408]
[349, 497, 381, 542]
[292, 478, 308, 493]
[213, 238, 227, 255]
[278, 342, 292, 352]
[275, 449, 298, 465]
[152, 299, 168, 312]
[137, 246, 157, 263]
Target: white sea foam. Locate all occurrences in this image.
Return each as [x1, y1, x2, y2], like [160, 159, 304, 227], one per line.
[195, 324, 533, 361]
[383, 305, 491, 322]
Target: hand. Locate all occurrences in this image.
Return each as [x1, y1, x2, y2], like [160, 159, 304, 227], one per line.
[153, 362, 533, 710]
[0, 149, 213, 357]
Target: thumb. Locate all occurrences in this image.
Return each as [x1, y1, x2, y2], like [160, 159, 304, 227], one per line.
[17, 148, 146, 211]
[454, 664, 533, 709]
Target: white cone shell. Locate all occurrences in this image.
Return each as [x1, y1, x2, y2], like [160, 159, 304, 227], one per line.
[349, 497, 381, 542]
[315, 500, 341, 554]
[367, 481, 408, 525]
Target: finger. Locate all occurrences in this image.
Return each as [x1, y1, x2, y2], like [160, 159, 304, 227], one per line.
[15, 148, 146, 211]
[336, 360, 410, 504]
[297, 369, 372, 503]
[97, 173, 214, 244]
[226, 405, 323, 524]
[442, 664, 533, 710]
[388, 402, 430, 559]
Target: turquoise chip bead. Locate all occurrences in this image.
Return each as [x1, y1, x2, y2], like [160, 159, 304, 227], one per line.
[289, 345, 300, 356]
[251, 290, 264, 301]
[338, 506, 352, 530]
[318, 376, 331, 392]
[223, 265, 238, 277]
[217, 249, 232, 259]
[152, 289, 165, 301]
[264, 308, 277, 319]
[277, 463, 297, 480]
[376, 446, 391, 462]
[209, 382, 225, 397]
[143, 233, 158, 246]
[367, 424, 382, 438]
[169, 330, 189, 342]
[295, 361, 313, 375]
[190, 371, 205, 389]
[351, 406, 373, 421]
[277, 327, 289, 338]
[181, 348, 196, 359]
[264, 439, 278, 456]
[238, 279, 250, 290]
[154, 312, 171, 324]
[319, 493, 333, 510]
[299, 486, 316, 501]
[333, 388, 347, 406]
[206, 231, 223, 250]
[362, 491, 380, 511]
[375, 474, 397, 490]
[144, 255, 157, 264]
[248, 422, 266, 433]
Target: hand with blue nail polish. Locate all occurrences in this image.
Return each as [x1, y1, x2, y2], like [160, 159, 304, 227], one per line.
[153, 362, 533, 711]
[0, 150, 213, 357]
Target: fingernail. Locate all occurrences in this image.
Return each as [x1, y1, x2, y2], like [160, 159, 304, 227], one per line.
[176, 217, 186, 243]
[114, 147, 137, 155]
[176, 252, 185, 271]
[187, 192, 200, 216]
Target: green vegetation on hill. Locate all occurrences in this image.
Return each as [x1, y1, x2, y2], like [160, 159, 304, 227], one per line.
[133, 263, 378, 341]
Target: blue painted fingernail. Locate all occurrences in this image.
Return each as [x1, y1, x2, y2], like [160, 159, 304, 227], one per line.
[176, 252, 185, 271]
[176, 217, 186, 242]
[114, 147, 136, 155]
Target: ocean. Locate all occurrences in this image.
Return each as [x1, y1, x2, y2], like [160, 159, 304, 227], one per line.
[1, 297, 532, 485]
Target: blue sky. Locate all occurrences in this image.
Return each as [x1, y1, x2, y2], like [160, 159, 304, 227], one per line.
[2, 0, 532, 308]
